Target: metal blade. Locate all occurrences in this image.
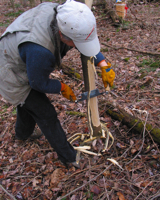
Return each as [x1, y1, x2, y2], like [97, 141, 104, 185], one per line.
[75, 89, 108, 103]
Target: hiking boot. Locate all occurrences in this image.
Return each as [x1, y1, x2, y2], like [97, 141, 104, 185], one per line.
[64, 151, 81, 169]
[30, 129, 43, 139]
[15, 129, 43, 141]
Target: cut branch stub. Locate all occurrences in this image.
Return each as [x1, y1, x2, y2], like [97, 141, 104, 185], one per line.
[81, 54, 102, 137]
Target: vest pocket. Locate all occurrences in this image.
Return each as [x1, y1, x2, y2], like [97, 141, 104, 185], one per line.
[1, 64, 29, 87]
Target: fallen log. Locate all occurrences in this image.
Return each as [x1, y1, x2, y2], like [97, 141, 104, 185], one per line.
[100, 101, 160, 144]
[61, 63, 82, 80]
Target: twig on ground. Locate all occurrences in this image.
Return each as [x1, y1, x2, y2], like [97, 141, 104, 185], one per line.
[0, 184, 17, 200]
[60, 143, 131, 200]
[146, 129, 160, 154]
[58, 163, 113, 200]
[148, 191, 160, 200]
[126, 111, 149, 165]
[16, 173, 42, 195]
[134, 181, 153, 200]
[103, 176, 110, 200]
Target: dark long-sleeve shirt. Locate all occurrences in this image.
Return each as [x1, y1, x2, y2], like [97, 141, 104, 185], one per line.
[18, 42, 105, 94]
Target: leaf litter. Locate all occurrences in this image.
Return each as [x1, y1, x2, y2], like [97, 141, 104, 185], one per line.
[0, 0, 160, 199]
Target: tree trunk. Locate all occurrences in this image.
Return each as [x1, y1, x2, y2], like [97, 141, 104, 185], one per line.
[81, 55, 102, 137]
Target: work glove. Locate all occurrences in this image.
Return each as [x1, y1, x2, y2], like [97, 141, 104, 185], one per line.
[101, 62, 115, 88]
[61, 82, 77, 101]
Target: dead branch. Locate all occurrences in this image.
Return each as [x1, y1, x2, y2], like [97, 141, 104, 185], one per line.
[60, 63, 82, 80]
[102, 42, 160, 56]
[100, 101, 160, 144]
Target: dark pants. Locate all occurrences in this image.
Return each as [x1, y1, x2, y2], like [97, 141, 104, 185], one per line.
[15, 89, 76, 164]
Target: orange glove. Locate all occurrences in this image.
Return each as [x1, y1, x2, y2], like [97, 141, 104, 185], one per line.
[101, 62, 115, 88]
[61, 82, 77, 101]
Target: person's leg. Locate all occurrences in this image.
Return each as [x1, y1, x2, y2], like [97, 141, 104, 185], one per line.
[15, 105, 36, 140]
[22, 89, 76, 164]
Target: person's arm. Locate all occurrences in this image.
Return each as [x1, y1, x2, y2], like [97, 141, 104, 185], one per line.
[18, 42, 61, 94]
[94, 52, 115, 88]
[94, 52, 106, 67]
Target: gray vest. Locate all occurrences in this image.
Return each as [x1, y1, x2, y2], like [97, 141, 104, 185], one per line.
[0, 2, 58, 106]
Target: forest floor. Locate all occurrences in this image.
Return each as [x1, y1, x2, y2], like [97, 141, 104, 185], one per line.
[0, 1, 160, 200]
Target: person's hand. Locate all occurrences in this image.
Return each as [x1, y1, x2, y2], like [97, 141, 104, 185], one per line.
[61, 82, 77, 101]
[100, 62, 115, 88]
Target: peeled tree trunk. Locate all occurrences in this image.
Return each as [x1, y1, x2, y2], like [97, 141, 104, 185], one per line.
[85, 0, 93, 9]
[81, 55, 102, 137]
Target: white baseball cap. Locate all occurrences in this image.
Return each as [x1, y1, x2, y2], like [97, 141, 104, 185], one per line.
[56, 0, 100, 57]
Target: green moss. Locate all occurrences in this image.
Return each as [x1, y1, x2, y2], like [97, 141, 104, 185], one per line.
[137, 122, 144, 130]
[126, 84, 130, 90]
[15, 3, 21, 8]
[0, 20, 11, 27]
[139, 72, 147, 79]
[66, 111, 86, 117]
[140, 85, 145, 89]
[12, 108, 17, 115]
[101, 48, 108, 52]
[146, 124, 153, 130]
[75, 72, 81, 79]
[124, 57, 130, 62]
[150, 62, 160, 68]
[69, 68, 81, 79]
[107, 109, 123, 121]
[137, 59, 160, 72]
[5, 10, 23, 17]
[116, 28, 120, 32]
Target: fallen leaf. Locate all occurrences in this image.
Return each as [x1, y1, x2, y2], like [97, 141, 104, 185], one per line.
[116, 142, 126, 149]
[32, 178, 39, 187]
[117, 192, 126, 200]
[50, 168, 65, 187]
[90, 185, 101, 195]
[131, 148, 138, 154]
[140, 181, 153, 187]
[45, 189, 53, 199]
[71, 195, 77, 200]
[135, 182, 142, 188]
